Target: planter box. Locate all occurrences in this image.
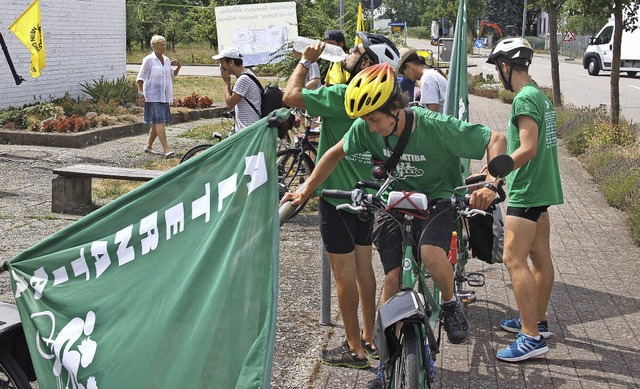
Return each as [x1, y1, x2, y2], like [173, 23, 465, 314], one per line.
[0, 106, 227, 148]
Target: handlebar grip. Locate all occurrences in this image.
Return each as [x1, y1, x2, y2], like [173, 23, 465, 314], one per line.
[356, 180, 381, 190]
[322, 189, 353, 199]
[464, 174, 487, 185]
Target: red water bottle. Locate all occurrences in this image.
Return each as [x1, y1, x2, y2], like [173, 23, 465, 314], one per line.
[448, 231, 458, 265]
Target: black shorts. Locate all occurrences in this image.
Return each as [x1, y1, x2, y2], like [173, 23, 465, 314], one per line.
[506, 206, 549, 222]
[318, 198, 373, 254]
[372, 200, 455, 274]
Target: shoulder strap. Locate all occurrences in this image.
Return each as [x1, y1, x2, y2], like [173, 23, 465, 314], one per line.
[385, 108, 414, 172]
[241, 72, 263, 116]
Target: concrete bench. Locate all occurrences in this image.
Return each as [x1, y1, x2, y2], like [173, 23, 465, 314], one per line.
[52, 164, 163, 213]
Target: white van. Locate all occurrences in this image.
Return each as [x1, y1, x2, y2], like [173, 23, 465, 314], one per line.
[583, 20, 640, 77]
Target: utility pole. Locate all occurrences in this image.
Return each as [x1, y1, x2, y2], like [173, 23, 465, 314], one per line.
[522, 0, 528, 36]
[340, 0, 344, 26]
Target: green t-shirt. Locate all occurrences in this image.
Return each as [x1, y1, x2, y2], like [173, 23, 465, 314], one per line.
[506, 84, 564, 207]
[343, 107, 492, 200]
[302, 85, 372, 207]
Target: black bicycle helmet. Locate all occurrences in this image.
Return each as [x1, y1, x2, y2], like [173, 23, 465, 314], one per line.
[356, 32, 401, 70]
[487, 38, 534, 67]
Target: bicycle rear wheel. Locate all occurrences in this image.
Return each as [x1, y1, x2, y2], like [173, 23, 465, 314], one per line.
[180, 144, 214, 163]
[0, 352, 31, 389]
[393, 323, 426, 389]
[277, 148, 315, 219]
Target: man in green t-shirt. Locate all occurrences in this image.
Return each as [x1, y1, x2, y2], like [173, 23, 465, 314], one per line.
[487, 38, 564, 362]
[282, 64, 506, 373]
[282, 33, 401, 369]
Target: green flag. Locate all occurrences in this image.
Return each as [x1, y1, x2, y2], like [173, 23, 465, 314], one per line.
[5, 111, 286, 389]
[444, 0, 470, 175]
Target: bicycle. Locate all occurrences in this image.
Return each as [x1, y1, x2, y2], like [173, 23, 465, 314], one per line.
[0, 302, 35, 389]
[276, 109, 319, 220]
[180, 110, 236, 163]
[322, 155, 513, 388]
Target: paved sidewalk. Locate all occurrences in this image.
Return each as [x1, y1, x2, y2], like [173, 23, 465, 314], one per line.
[275, 94, 640, 388]
[0, 94, 639, 388]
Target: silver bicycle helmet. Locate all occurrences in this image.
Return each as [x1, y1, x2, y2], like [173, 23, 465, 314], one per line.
[487, 38, 534, 66]
[356, 32, 401, 70]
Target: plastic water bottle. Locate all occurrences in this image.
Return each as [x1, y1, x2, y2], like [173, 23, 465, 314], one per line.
[293, 36, 347, 62]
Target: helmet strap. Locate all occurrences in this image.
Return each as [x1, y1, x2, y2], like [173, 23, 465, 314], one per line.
[345, 55, 370, 84]
[387, 109, 401, 137]
[497, 60, 515, 92]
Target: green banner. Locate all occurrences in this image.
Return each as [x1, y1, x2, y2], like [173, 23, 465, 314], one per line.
[6, 112, 284, 389]
[444, 0, 471, 175]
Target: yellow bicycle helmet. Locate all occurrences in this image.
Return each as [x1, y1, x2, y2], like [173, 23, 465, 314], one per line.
[344, 63, 400, 119]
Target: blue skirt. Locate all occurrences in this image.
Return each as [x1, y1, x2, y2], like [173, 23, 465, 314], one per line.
[143, 102, 172, 124]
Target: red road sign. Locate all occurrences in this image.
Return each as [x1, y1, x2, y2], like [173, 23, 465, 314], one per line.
[563, 29, 576, 42]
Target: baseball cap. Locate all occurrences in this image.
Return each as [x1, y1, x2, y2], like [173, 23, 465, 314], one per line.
[212, 47, 243, 60]
[398, 47, 419, 70]
[324, 30, 345, 44]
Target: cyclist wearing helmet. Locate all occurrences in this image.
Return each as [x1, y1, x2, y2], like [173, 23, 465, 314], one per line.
[282, 33, 401, 370]
[283, 63, 506, 379]
[487, 38, 563, 362]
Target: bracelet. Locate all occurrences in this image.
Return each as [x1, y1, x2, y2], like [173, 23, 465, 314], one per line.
[483, 183, 498, 192]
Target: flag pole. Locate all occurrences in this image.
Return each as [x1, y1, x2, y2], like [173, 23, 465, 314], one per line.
[0, 32, 25, 85]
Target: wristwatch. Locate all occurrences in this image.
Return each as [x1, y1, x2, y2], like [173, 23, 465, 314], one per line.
[299, 59, 311, 69]
[483, 183, 498, 192]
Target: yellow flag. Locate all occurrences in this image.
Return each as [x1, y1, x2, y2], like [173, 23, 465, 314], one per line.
[9, 0, 46, 78]
[355, 3, 364, 46]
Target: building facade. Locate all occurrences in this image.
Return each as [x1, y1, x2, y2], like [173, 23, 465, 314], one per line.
[0, 0, 125, 109]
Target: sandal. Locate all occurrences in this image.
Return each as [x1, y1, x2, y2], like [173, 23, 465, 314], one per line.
[143, 147, 153, 153]
[362, 339, 379, 359]
[165, 151, 176, 159]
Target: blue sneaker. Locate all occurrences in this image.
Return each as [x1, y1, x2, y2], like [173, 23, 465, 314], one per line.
[500, 317, 551, 339]
[496, 333, 549, 362]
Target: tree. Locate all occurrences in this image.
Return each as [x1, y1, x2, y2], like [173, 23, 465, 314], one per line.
[531, 0, 565, 106]
[419, 0, 485, 40]
[485, 0, 524, 31]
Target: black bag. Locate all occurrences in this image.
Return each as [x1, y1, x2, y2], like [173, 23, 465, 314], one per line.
[467, 205, 504, 264]
[243, 73, 283, 117]
[243, 73, 292, 138]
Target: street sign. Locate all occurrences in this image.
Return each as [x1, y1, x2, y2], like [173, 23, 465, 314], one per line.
[360, 0, 382, 9]
[563, 29, 576, 42]
[474, 39, 483, 49]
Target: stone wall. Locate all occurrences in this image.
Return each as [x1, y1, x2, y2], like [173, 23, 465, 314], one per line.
[0, 0, 125, 109]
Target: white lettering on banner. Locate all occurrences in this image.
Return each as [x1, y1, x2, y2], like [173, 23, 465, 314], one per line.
[91, 241, 111, 278]
[165, 203, 185, 240]
[192, 183, 211, 223]
[12, 269, 28, 298]
[52, 267, 68, 286]
[245, 152, 268, 195]
[13, 153, 270, 300]
[140, 212, 159, 255]
[71, 248, 89, 281]
[30, 267, 48, 300]
[218, 174, 238, 212]
[115, 225, 135, 266]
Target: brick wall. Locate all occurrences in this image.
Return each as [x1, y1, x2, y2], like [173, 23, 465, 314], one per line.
[0, 0, 125, 109]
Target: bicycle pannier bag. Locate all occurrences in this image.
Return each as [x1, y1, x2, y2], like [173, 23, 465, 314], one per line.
[467, 205, 504, 264]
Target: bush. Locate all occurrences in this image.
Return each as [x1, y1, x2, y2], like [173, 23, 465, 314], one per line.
[565, 122, 595, 156]
[23, 102, 65, 119]
[525, 36, 545, 51]
[601, 168, 640, 209]
[0, 108, 27, 128]
[630, 201, 640, 245]
[499, 89, 516, 104]
[31, 115, 94, 133]
[408, 26, 431, 40]
[80, 76, 138, 105]
[172, 93, 213, 109]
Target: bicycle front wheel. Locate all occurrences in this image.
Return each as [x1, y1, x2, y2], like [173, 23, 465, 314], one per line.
[277, 148, 315, 219]
[394, 324, 425, 389]
[0, 352, 31, 389]
[180, 144, 214, 163]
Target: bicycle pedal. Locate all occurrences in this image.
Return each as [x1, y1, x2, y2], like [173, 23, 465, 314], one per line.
[457, 290, 477, 303]
[466, 272, 485, 287]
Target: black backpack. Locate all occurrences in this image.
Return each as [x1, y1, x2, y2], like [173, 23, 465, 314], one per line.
[243, 73, 293, 138]
[243, 73, 284, 118]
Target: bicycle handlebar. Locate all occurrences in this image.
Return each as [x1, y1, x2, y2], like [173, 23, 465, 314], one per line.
[322, 189, 355, 200]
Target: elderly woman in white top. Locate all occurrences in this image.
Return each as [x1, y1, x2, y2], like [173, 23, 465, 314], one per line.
[136, 35, 181, 158]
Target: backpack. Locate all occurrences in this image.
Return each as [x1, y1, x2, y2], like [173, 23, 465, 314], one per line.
[243, 73, 292, 138]
[243, 73, 281, 116]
